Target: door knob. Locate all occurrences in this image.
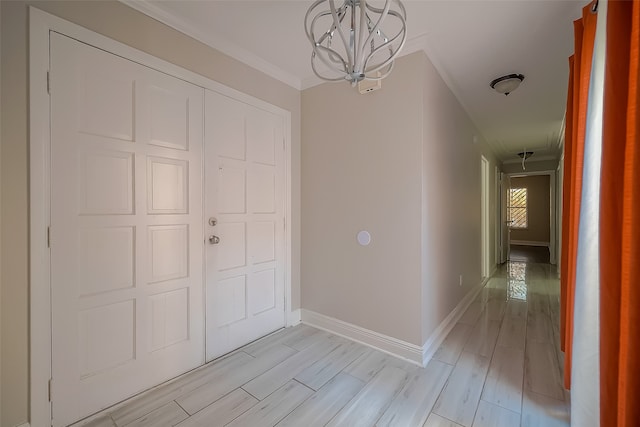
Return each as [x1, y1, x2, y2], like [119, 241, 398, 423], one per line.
[209, 235, 220, 244]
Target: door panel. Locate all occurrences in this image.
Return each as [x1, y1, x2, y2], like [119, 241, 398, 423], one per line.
[205, 91, 285, 361]
[50, 33, 204, 426]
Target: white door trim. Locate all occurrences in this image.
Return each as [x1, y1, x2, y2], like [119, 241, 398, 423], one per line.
[480, 156, 490, 278]
[506, 170, 557, 264]
[29, 8, 293, 426]
[495, 166, 501, 268]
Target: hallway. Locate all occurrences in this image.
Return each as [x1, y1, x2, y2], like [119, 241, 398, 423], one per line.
[77, 261, 569, 427]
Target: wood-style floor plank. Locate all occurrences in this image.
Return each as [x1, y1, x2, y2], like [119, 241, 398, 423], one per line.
[242, 325, 317, 357]
[481, 346, 524, 413]
[227, 381, 313, 427]
[496, 317, 526, 350]
[432, 323, 473, 365]
[326, 365, 410, 427]
[472, 400, 520, 427]
[125, 401, 188, 427]
[376, 359, 452, 427]
[294, 339, 369, 390]
[485, 299, 507, 321]
[276, 373, 364, 427]
[80, 416, 117, 427]
[242, 335, 342, 400]
[343, 348, 412, 383]
[524, 340, 564, 400]
[527, 293, 551, 316]
[463, 319, 501, 357]
[174, 389, 257, 427]
[283, 327, 330, 351]
[521, 389, 569, 427]
[458, 301, 486, 325]
[526, 305, 555, 344]
[111, 352, 255, 426]
[423, 413, 464, 427]
[176, 344, 296, 414]
[432, 351, 490, 427]
[505, 300, 528, 320]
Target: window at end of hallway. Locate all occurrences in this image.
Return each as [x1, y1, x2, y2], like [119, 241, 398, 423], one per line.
[508, 188, 528, 228]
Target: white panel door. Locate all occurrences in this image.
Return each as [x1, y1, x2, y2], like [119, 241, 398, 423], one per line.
[50, 33, 204, 426]
[205, 90, 285, 360]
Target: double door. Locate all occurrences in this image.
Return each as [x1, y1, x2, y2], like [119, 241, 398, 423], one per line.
[49, 33, 285, 426]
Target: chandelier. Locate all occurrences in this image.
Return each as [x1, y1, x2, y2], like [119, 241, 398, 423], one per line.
[304, 0, 407, 86]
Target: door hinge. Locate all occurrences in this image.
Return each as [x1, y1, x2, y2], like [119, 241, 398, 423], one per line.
[48, 378, 53, 401]
[47, 71, 51, 95]
[47, 226, 51, 248]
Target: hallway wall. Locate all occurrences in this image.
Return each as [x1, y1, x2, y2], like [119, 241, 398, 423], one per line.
[510, 175, 551, 245]
[302, 51, 501, 348]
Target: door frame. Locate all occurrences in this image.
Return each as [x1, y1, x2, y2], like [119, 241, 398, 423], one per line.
[495, 166, 501, 267]
[480, 156, 490, 278]
[500, 173, 511, 263]
[505, 170, 557, 264]
[29, 8, 293, 426]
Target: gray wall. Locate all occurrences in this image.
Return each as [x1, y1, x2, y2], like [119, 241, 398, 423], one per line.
[0, 2, 301, 425]
[509, 175, 551, 244]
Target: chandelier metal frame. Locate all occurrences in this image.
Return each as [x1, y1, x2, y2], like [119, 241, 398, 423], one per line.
[304, 0, 407, 85]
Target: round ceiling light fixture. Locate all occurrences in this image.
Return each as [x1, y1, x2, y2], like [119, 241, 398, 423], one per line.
[490, 73, 525, 95]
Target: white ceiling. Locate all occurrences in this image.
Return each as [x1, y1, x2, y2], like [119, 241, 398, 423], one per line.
[123, 0, 584, 163]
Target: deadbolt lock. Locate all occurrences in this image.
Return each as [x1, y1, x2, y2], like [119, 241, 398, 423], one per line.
[208, 217, 217, 226]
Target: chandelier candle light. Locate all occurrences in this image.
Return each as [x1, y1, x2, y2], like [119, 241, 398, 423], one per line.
[305, 0, 407, 86]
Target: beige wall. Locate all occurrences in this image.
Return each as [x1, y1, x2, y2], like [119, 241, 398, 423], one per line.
[509, 175, 551, 243]
[419, 53, 500, 343]
[0, 2, 301, 425]
[301, 51, 501, 347]
[302, 53, 425, 345]
[0, 0, 3, 418]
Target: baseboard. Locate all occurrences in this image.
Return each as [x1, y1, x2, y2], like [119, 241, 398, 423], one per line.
[300, 309, 424, 366]
[287, 309, 301, 326]
[510, 240, 550, 247]
[421, 277, 488, 366]
[16, 423, 31, 427]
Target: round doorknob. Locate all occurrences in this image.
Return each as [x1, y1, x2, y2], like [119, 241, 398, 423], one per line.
[209, 235, 220, 244]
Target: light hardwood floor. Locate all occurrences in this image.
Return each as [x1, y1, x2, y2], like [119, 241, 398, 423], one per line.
[74, 261, 569, 427]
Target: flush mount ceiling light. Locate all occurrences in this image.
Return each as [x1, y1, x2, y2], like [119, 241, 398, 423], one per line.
[305, 0, 407, 86]
[490, 73, 525, 95]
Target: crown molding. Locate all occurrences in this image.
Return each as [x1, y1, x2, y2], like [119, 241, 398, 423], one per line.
[119, 0, 303, 90]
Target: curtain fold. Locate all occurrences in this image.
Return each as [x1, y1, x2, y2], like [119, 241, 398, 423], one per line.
[571, 0, 606, 423]
[600, 0, 640, 425]
[561, 3, 597, 389]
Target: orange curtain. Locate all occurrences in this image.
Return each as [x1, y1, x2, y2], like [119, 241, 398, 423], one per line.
[560, 3, 597, 389]
[600, 1, 640, 425]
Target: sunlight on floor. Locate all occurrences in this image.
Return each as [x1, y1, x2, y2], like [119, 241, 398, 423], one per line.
[508, 262, 528, 301]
